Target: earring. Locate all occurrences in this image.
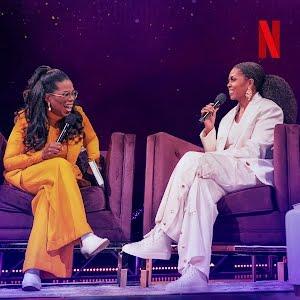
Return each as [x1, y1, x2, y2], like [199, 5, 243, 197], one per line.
[48, 102, 51, 111]
[245, 88, 253, 101]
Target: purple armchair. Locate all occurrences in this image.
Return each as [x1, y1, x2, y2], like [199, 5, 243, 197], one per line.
[0, 131, 136, 242]
[143, 124, 300, 246]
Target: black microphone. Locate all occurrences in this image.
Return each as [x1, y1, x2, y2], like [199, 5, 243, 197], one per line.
[56, 114, 77, 143]
[199, 93, 227, 123]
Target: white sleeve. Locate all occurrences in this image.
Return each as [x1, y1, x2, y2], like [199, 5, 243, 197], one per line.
[200, 127, 217, 152]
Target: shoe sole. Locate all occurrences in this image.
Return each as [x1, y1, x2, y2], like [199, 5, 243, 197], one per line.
[165, 284, 208, 294]
[122, 246, 171, 260]
[81, 238, 110, 259]
[22, 285, 41, 291]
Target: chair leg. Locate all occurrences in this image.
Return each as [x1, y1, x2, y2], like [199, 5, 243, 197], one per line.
[140, 269, 148, 288]
[119, 269, 128, 287]
[251, 255, 257, 282]
[146, 259, 153, 285]
[117, 251, 128, 287]
[267, 255, 275, 280]
[140, 259, 152, 288]
[277, 256, 287, 281]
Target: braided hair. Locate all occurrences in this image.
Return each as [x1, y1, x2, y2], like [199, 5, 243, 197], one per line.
[19, 65, 84, 151]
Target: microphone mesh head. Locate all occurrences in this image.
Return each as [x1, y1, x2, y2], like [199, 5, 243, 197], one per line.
[65, 113, 77, 126]
[214, 93, 227, 105]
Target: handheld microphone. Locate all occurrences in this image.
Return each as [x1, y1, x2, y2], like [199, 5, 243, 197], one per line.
[199, 93, 227, 123]
[56, 113, 77, 143]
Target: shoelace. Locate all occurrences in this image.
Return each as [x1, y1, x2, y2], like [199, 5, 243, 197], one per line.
[143, 226, 162, 240]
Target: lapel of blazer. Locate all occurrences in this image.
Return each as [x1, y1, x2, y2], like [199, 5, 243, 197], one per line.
[216, 107, 237, 151]
[216, 93, 263, 151]
[234, 93, 262, 147]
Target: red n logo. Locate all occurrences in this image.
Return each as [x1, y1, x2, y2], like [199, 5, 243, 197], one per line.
[258, 20, 280, 59]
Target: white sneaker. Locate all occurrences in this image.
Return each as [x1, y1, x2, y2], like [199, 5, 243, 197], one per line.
[122, 226, 172, 260]
[22, 269, 41, 291]
[80, 233, 110, 259]
[165, 265, 208, 293]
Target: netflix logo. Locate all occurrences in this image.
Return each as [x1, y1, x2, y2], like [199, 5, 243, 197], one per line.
[258, 20, 280, 59]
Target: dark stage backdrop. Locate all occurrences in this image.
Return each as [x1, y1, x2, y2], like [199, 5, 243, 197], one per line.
[0, 0, 299, 237]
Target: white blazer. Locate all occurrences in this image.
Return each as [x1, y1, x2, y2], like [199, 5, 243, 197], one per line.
[200, 92, 284, 186]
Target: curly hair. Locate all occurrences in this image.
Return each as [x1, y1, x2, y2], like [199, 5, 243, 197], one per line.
[260, 75, 297, 124]
[18, 65, 84, 151]
[234, 62, 298, 123]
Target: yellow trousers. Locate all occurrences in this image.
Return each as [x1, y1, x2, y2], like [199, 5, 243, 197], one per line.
[19, 157, 92, 278]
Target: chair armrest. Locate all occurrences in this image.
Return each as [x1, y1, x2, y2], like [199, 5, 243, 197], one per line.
[106, 132, 136, 240]
[143, 132, 203, 235]
[274, 124, 300, 212]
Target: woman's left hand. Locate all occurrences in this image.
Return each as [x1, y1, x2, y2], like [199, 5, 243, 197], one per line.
[42, 142, 62, 160]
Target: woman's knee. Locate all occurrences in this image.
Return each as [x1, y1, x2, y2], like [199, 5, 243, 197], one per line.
[197, 153, 223, 180]
[45, 157, 73, 173]
[181, 151, 203, 162]
[178, 151, 203, 168]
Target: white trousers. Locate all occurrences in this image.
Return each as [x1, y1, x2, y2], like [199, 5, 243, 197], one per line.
[154, 151, 258, 278]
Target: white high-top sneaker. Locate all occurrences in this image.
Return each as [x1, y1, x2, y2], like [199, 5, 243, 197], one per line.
[165, 265, 208, 293]
[122, 225, 172, 259]
[22, 269, 41, 291]
[80, 233, 110, 259]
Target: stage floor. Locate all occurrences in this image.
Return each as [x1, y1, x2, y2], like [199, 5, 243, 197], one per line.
[0, 280, 297, 299]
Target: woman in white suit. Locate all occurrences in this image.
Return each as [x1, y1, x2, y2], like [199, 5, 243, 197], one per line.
[123, 62, 284, 292]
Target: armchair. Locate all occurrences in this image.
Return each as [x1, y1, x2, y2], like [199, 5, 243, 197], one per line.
[143, 124, 300, 245]
[0, 131, 136, 242]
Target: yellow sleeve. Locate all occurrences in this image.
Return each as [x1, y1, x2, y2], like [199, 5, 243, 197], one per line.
[76, 106, 100, 161]
[3, 115, 43, 172]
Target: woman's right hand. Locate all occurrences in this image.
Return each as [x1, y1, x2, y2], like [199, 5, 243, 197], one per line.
[42, 142, 62, 160]
[200, 103, 219, 135]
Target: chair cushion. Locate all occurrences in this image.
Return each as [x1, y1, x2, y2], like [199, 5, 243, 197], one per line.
[0, 184, 33, 215]
[0, 184, 106, 215]
[0, 210, 125, 241]
[213, 210, 285, 245]
[217, 185, 275, 216]
[80, 186, 106, 213]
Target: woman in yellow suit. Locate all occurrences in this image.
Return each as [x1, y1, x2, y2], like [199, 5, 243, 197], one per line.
[3, 66, 110, 291]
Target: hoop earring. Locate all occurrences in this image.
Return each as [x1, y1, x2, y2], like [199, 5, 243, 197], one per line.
[48, 102, 51, 111]
[245, 88, 253, 101]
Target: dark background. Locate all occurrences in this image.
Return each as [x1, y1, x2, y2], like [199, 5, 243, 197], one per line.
[0, 0, 299, 236]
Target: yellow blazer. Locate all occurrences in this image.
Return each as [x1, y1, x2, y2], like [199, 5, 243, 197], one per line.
[3, 105, 100, 189]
